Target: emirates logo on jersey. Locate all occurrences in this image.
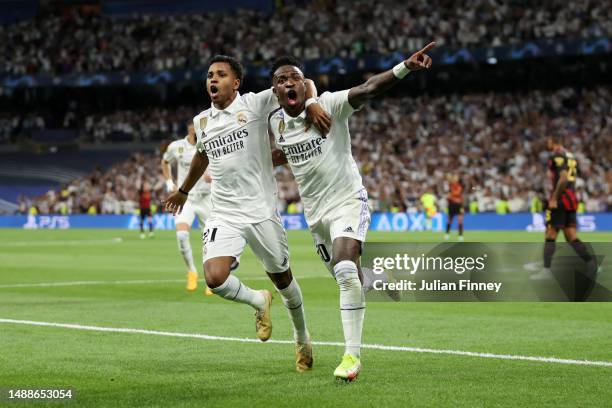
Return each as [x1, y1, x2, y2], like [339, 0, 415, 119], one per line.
[282, 136, 325, 164]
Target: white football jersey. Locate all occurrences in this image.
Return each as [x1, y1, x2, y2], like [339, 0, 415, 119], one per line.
[163, 136, 211, 196]
[193, 89, 279, 224]
[268, 90, 365, 224]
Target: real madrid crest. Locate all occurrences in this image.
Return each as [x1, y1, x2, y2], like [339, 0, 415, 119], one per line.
[237, 112, 247, 126]
[199, 117, 208, 131]
[278, 119, 286, 134]
[178, 147, 184, 154]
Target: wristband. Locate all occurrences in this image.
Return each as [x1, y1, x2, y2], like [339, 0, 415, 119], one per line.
[392, 62, 410, 79]
[178, 188, 189, 196]
[305, 98, 317, 108]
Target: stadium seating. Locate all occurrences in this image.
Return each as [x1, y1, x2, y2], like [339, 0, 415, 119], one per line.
[1, 0, 610, 76]
[2, 1, 610, 215]
[12, 85, 611, 215]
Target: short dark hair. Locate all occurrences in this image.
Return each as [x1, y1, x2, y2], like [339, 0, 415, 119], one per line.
[270, 56, 304, 79]
[209, 55, 244, 84]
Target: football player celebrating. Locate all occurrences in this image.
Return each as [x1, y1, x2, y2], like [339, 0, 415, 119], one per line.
[268, 42, 435, 381]
[165, 55, 331, 372]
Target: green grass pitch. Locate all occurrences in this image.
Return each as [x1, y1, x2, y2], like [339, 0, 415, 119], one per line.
[0, 229, 611, 407]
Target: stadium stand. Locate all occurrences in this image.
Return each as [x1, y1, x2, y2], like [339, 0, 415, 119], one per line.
[2, 1, 610, 216]
[1, 0, 610, 75]
[12, 85, 612, 215]
[13, 151, 164, 216]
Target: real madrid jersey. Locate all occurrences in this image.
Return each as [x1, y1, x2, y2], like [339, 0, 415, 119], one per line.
[193, 90, 279, 224]
[163, 137, 211, 197]
[269, 90, 365, 224]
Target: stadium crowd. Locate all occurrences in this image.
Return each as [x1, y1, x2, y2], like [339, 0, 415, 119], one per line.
[2, 0, 611, 76]
[17, 85, 612, 215]
[0, 108, 194, 144]
[18, 152, 165, 216]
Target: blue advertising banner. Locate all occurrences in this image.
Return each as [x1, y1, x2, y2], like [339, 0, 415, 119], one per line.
[1, 213, 611, 232]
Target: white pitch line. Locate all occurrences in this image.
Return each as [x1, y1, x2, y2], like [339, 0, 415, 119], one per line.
[1, 318, 611, 368]
[0, 276, 323, 289]
[0, 279, 185, 288]
[0, 238, 123, 247]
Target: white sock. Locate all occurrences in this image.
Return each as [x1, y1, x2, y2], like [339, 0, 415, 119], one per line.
[210, 275, 266, 310]
[176, 230, 197, 272]
[334, 260, 365, 358]
[276, 278, 308, 343]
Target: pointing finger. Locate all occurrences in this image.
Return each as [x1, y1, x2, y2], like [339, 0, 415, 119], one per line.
[417, 41, 436, 55]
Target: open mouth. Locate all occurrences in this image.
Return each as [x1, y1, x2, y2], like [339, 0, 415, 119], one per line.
[287, 89, 298, 106]
[209, 85, 219, 98]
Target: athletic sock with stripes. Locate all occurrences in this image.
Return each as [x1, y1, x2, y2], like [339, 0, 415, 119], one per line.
[276, 278, 308, 343]
[210, 275, 265, 310]
[334, 260, 365, 358]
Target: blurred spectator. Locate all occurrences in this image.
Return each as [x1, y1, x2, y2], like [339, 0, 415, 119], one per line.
[21, 152, 164, 215]
[1, 1, 611, 76]
[18, 85, 612, 214]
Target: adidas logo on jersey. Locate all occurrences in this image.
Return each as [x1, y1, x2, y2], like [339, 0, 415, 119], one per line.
[343, 226, 354, 233]
[278, 135, 285, 143]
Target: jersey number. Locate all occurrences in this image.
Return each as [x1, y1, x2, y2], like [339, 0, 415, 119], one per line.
[203, 228, 218, 243]
[316, 244, 331, 263]
[567, 159, 577, 182]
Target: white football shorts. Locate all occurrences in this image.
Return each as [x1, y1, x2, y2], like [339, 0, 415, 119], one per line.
[202, 213, 290, 274]
[175, 194, 211, 228]
[309, 188, 371, 272]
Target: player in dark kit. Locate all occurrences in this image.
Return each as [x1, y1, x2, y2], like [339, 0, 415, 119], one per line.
[531, 137, 598, 279]
[139, 181, 154, 239]
[445, 174, 464, 241]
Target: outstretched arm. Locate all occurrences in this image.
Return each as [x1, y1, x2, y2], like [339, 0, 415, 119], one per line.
[164, 150, 209, 214]
[348, 42, 435, 109]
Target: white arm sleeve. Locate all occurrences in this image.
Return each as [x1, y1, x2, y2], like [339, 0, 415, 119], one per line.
[245, 88, 279, 118]
[321, 89, 358, 120]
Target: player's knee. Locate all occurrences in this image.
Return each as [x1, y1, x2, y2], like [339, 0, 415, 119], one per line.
[176, 223, 190, 232]
[204, 270, 229, 288]
[331, 242, 361, 268]
[267, 269, 292, 290]
[204, 260, 231, 288]
[331, 254, 359, 269]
